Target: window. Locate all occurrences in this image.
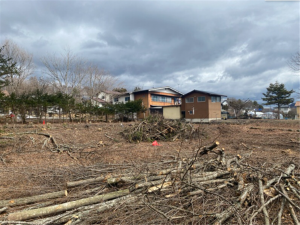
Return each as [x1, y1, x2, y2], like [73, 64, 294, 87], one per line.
[211, 96, 221, 102]
[125, 97, 130, 102]
[197, 96, 206, 102]
[114, 98, 118, 102]
[188, 110, 194, 115]
[185, 97, 194, 103]
[151, 95, 172, 103]
[174, 98, 181, 105]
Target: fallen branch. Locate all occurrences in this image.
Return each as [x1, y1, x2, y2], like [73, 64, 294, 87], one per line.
[7, 189, 130, 221]
[0, 190, 67, 208]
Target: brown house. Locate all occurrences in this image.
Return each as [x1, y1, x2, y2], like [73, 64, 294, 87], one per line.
[295, 101, 300, 119]
[133, 87, 182, 119]
[181, 90, 226, 122]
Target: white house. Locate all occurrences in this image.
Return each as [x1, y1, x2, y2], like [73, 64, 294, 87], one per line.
[91, 90, 121, 107]
[273, 103, 296, 114]
[113, 92, 135, 104]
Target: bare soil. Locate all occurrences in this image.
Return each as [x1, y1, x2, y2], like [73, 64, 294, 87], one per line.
[0, 119, 299, 223]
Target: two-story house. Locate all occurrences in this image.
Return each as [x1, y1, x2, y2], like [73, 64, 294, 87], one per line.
[91, 90, 121, 107]
[181, 90, 227, 122]
[133, 87, 182, 119]
[112, 92, 135, 104]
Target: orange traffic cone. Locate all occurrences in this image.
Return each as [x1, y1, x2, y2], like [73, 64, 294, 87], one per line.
[152, 140, 160, 146]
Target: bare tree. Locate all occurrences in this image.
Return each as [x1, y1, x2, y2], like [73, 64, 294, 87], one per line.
[23, 76, 51, 94]
[41, 48, 88, 97]
[83, 65, 119, 98]
[227, 98, 251, 117]
[1, 39, 34, 94]
[288, 52, 300, 72]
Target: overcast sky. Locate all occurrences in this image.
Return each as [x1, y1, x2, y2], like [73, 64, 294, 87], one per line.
[1, 0, 299, 103]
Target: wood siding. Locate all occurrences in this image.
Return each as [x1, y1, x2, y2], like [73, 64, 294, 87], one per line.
[182, 92, 222, 120]
[181, 93, 209, 119]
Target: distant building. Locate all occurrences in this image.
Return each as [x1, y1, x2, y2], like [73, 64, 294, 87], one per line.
[295, 101, 300, 119]
[181, 90, 227, 122]
[91, 90, 121, 107]
[133, 86, 182, 119]
[273, 103, 296, 114]
[113, 92, 135, 104]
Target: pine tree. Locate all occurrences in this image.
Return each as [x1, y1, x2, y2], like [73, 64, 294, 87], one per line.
[262, 82, 294, 119]
[0, 45, 19, 87]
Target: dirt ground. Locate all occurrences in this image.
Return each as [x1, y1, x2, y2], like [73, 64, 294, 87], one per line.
[0, 119, 299, 224]
[0, 119, 299, 197]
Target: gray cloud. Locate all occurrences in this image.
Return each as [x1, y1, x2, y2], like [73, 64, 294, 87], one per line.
[0, 1, 299, 101]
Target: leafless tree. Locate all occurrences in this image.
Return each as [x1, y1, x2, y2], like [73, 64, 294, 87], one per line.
[288, 52, 300, 72]
[41, 48, 88, 97]
[23, 76, 51, 94]
[1, 39, 34, 95]
[227, 98, 252, 117]
[42, 48, 122, 101]
[83, 65, 119, 98]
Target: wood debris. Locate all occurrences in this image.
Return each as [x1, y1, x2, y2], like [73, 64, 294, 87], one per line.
[0, 141, 299, 224]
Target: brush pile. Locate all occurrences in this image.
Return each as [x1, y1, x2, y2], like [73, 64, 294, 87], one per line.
[0, 141, 299, 225]
[121, 115, 200, 142]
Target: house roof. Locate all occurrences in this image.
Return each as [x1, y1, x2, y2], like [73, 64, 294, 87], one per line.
[275, 103, 296, 108]
[116, 92, 131, 96]
[101, 90, 121, 95]
[295, 101, 300, 107]
[92, 97, 107, 103]
[133, 86, 183, 95]
[182, 90, 227, 97]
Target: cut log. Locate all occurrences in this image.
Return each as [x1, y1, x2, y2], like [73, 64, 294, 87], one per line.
[192, 171, 230, 182]
[41, 194, 140, 225]
[0, 190, 67, 208]
[67, 176, 105, 188]
[7, 189, 130, 221]
[0, 207, 7, 214]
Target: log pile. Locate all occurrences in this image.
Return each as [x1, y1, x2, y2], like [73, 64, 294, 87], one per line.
[121, 116, 199, 142]
[0, 142, 299, 225]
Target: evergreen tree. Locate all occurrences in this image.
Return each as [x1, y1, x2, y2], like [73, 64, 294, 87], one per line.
[0, 45, 19, 87]
[112, 87, 127, 93]
[262, 82, 294, 119]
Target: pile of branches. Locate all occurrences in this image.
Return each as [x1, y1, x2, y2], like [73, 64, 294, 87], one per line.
[0, 141, 299, 225]
[121, 116, 199, 142]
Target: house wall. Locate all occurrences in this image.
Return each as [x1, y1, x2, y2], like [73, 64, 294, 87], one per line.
[134, 91, 181, 119]
[208, 98, 222, 119]
[296, 106, 300, 119]
[149, 91, 180, 106]
[163, 106, 181, 120]
[91, 99, 104, 107]
[182, 93, 209, 120]
[182, 92, 222, 122]
[134, 92, 150, 119]
[113, 93, 134, 104]
[97, 92, 111, 103]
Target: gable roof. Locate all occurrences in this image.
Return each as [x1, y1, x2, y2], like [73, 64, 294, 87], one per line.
[133, 86, 183, 95]
[92, 97, 108, 103]
[182, 90, 227, 97]
[101, 90, 121, 95]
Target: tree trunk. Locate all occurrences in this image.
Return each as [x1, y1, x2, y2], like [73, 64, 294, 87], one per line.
[67, 176, 105, 188]
[7, 189, 130, 221]
[0, 190, 67, 208]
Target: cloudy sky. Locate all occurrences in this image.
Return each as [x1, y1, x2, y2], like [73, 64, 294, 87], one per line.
[1, 0, 299, 103]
